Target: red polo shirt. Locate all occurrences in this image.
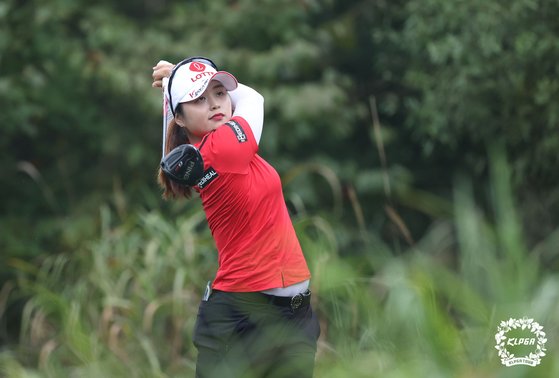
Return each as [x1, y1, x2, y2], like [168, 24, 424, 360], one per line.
[194, 116, 310, 292]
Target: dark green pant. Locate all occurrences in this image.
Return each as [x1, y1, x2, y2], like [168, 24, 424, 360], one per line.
[193, 290, 320, 378]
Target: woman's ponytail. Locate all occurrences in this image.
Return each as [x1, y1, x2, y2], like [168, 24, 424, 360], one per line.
[157, 114, 193, 199]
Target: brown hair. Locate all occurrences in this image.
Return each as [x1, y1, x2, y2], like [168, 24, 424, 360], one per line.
[157, 108, 194, 200]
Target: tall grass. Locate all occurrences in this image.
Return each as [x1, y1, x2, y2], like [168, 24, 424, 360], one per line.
[3, 204, 215, 377]
[307, 146, 558, 377]
[2, 150, 558, 377]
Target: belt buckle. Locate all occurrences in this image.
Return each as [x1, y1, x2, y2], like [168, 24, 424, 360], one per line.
[290, 293, 303, 311]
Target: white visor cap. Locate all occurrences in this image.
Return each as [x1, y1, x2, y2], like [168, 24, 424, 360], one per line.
[168, 61, 238, 114]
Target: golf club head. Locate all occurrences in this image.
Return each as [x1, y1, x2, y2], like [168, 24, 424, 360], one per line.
[160, 144, 204, 186]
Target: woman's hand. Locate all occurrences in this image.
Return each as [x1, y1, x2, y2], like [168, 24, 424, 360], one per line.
[152, 60, 175, 88]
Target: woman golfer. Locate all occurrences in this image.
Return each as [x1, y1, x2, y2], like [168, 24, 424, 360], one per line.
[152, 56, 320, 378]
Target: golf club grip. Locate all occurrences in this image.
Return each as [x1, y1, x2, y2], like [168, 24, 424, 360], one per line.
[162, 77, 171, 158]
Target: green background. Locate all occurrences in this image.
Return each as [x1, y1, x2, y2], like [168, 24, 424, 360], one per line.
[1, 0, 558, 376]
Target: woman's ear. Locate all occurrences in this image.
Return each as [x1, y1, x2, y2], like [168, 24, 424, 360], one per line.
[174, 104, 188, 127]
[174, 113, 185, 127]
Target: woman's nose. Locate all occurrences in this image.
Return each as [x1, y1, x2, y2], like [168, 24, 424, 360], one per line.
[209, 98, 220, 110]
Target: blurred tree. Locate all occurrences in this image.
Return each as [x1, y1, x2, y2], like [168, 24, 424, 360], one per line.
[1, 0, 558, 282]
[2, 0, 559, 363]
[397, 0, 559, 241]
[0, 0, 171, 260]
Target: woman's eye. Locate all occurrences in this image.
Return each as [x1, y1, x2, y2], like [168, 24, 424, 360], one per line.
[216, 90, 225, 97]
[196, 96, 206, 103]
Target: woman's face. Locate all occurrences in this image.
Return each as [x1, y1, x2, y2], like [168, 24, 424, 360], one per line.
[175, 80, 233, 143]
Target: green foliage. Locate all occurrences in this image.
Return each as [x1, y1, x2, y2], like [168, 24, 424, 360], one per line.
[401, 0, 559, 186]
[2, 0, 559, 376]
[4, 205, 213, 377]
[2, 151, 559, 376]
[2, 0, 558, 264]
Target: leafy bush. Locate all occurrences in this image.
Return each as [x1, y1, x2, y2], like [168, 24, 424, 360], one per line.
[2, 150, 558, 377]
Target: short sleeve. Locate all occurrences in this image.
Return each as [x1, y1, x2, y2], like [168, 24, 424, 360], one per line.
[199, 116, 258, 174]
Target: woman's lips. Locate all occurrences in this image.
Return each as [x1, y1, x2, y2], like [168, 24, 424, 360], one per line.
[210, 113, 224, 121]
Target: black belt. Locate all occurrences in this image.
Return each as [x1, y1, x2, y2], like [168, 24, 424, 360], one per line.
[264, 290, 312, 311]
[214, 290, 312, 312]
